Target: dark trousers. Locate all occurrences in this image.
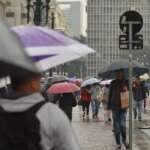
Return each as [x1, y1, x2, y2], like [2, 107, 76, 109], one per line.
[144, 99, 146, 109]
[61, 106, 73, 121]
[82, 101, 90, 115]
[112, 109, 127, 145]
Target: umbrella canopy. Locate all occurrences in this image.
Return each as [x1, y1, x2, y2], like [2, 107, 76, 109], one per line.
[99, 60, 149, 79]
[0, 21, 39, 78]
[81, 78, 100, 87]
[51, 76, 68, 84]
[100, 79, 113, 85]
[44, 76, 69, 90]
[12, 26, 95, 71]
[47, 82, 80, 94]
[74, 79, 83, 87]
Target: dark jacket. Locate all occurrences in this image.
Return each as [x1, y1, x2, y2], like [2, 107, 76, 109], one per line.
[108, 79, 129, 110]
[133, 82, 146, 101]
[59, 93, 77, 120]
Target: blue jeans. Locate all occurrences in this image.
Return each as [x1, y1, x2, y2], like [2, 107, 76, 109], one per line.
[112, 109, 127, 145]
[133, 100, 143, 119]
[91, 99, 100, 117]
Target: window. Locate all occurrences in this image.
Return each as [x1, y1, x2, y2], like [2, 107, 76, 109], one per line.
[6, 11, 15, 17]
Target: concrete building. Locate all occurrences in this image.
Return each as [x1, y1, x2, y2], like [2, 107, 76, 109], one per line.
[0, 0, 69, 34]
[0, 0, 27, 26]
[48, 0, 69, 33]
[80, 0, 87, 37]
[0, 0, 6, 19]
[86, 0, 150, 77]
[57, 0, 84, 37]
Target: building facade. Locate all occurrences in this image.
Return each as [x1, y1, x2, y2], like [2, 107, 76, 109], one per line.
[0, 0, 6, 19]
[57, 0, 83, 37]
[0, 0, 69, 34]
[49, 0, 69, 33]
[1, 0, 27, 26]
[86, 0, 150, 77]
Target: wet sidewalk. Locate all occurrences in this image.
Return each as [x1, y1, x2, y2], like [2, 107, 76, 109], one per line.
[72, 106, 140, 150]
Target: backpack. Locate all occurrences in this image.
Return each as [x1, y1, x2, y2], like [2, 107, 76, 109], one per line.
[0, 101, 46, 150]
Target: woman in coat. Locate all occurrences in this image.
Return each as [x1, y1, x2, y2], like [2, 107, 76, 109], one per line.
[81, 86, 91, 121]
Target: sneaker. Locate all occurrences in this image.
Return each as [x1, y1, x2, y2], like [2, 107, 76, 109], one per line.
[95, 116, 100, 122]
[116, 145, 121, 150]
[82, 112, 85, 121]
[124, 142, 129, 149]
[108, 118, 111, 122]
[134, 112, 137, 120]
[144, 109, 147, 114]
[138, 116, 142, 121]
[92, 114, 95, 119]
[86, 115, 90, 121]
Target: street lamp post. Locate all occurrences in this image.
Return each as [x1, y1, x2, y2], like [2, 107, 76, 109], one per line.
[26, 0, 51, 25]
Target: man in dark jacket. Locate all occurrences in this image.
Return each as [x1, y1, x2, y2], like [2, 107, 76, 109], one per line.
[108, 70, 129, 150]
[133, 76, 146, 121]
[58, 93, 77, 121]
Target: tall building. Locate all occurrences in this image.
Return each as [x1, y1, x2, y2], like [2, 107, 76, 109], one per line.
[86, 0, 150, 77]
[57, 0, 84, 37]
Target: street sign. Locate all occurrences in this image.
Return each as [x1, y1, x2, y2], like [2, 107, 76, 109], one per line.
[119, 10, 143, 50]
[119, 10, 144, 150]
[119, 34, 143, 50]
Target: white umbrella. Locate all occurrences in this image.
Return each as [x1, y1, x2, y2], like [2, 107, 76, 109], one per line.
[12, 26, 95, 71]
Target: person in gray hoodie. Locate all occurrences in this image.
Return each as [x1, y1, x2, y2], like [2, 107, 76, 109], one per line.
[0, 75, 80, 150]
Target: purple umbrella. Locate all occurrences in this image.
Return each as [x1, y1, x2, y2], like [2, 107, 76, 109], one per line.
[12, 26, 95, 71]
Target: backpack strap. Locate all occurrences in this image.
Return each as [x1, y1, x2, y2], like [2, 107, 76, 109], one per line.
[28, 101, 47, 114]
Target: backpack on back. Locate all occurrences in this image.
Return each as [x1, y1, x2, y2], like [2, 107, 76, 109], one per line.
[0, 101, 46, 150]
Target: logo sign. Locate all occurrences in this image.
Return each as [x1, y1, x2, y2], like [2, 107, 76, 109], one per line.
[119, 10, 143, 50]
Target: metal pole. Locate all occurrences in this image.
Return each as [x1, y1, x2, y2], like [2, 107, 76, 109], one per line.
[49, 11, 55, 76]
[129, 22, 133, 150]
[45, 0, 50, 25]
[26, 0, 31, 23]
[51, 12, 55, 29]
[33, 0, 43, 25]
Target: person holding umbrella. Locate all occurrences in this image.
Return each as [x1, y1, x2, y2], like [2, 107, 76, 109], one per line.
[90, 83, 102, 121]
[57, 93, 77, 121]
[47, 82, 80, 121]
[80, 86, 91, 121]
[0, 20, 80, 150]
[132, 76, 146, 121]
[108, 69, 129, 150]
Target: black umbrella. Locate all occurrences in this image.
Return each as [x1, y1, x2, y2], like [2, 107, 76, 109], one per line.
[0, 21, 39, 78]
[98, 60, 149, 79]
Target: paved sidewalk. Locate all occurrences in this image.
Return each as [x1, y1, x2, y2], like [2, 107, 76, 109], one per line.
[72, 107, 140, 150]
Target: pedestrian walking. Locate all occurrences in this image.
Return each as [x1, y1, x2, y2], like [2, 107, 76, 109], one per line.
[133, 76, 146, 121]
[108, 69, 129, 150]
[58, 93, 77, 121]
[102, 85, 111, 124]
[142, 81, 149, 112]
[80, 86, 91, 121]
[90, 83, 102, 121]
[0, 75, 80, 150]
